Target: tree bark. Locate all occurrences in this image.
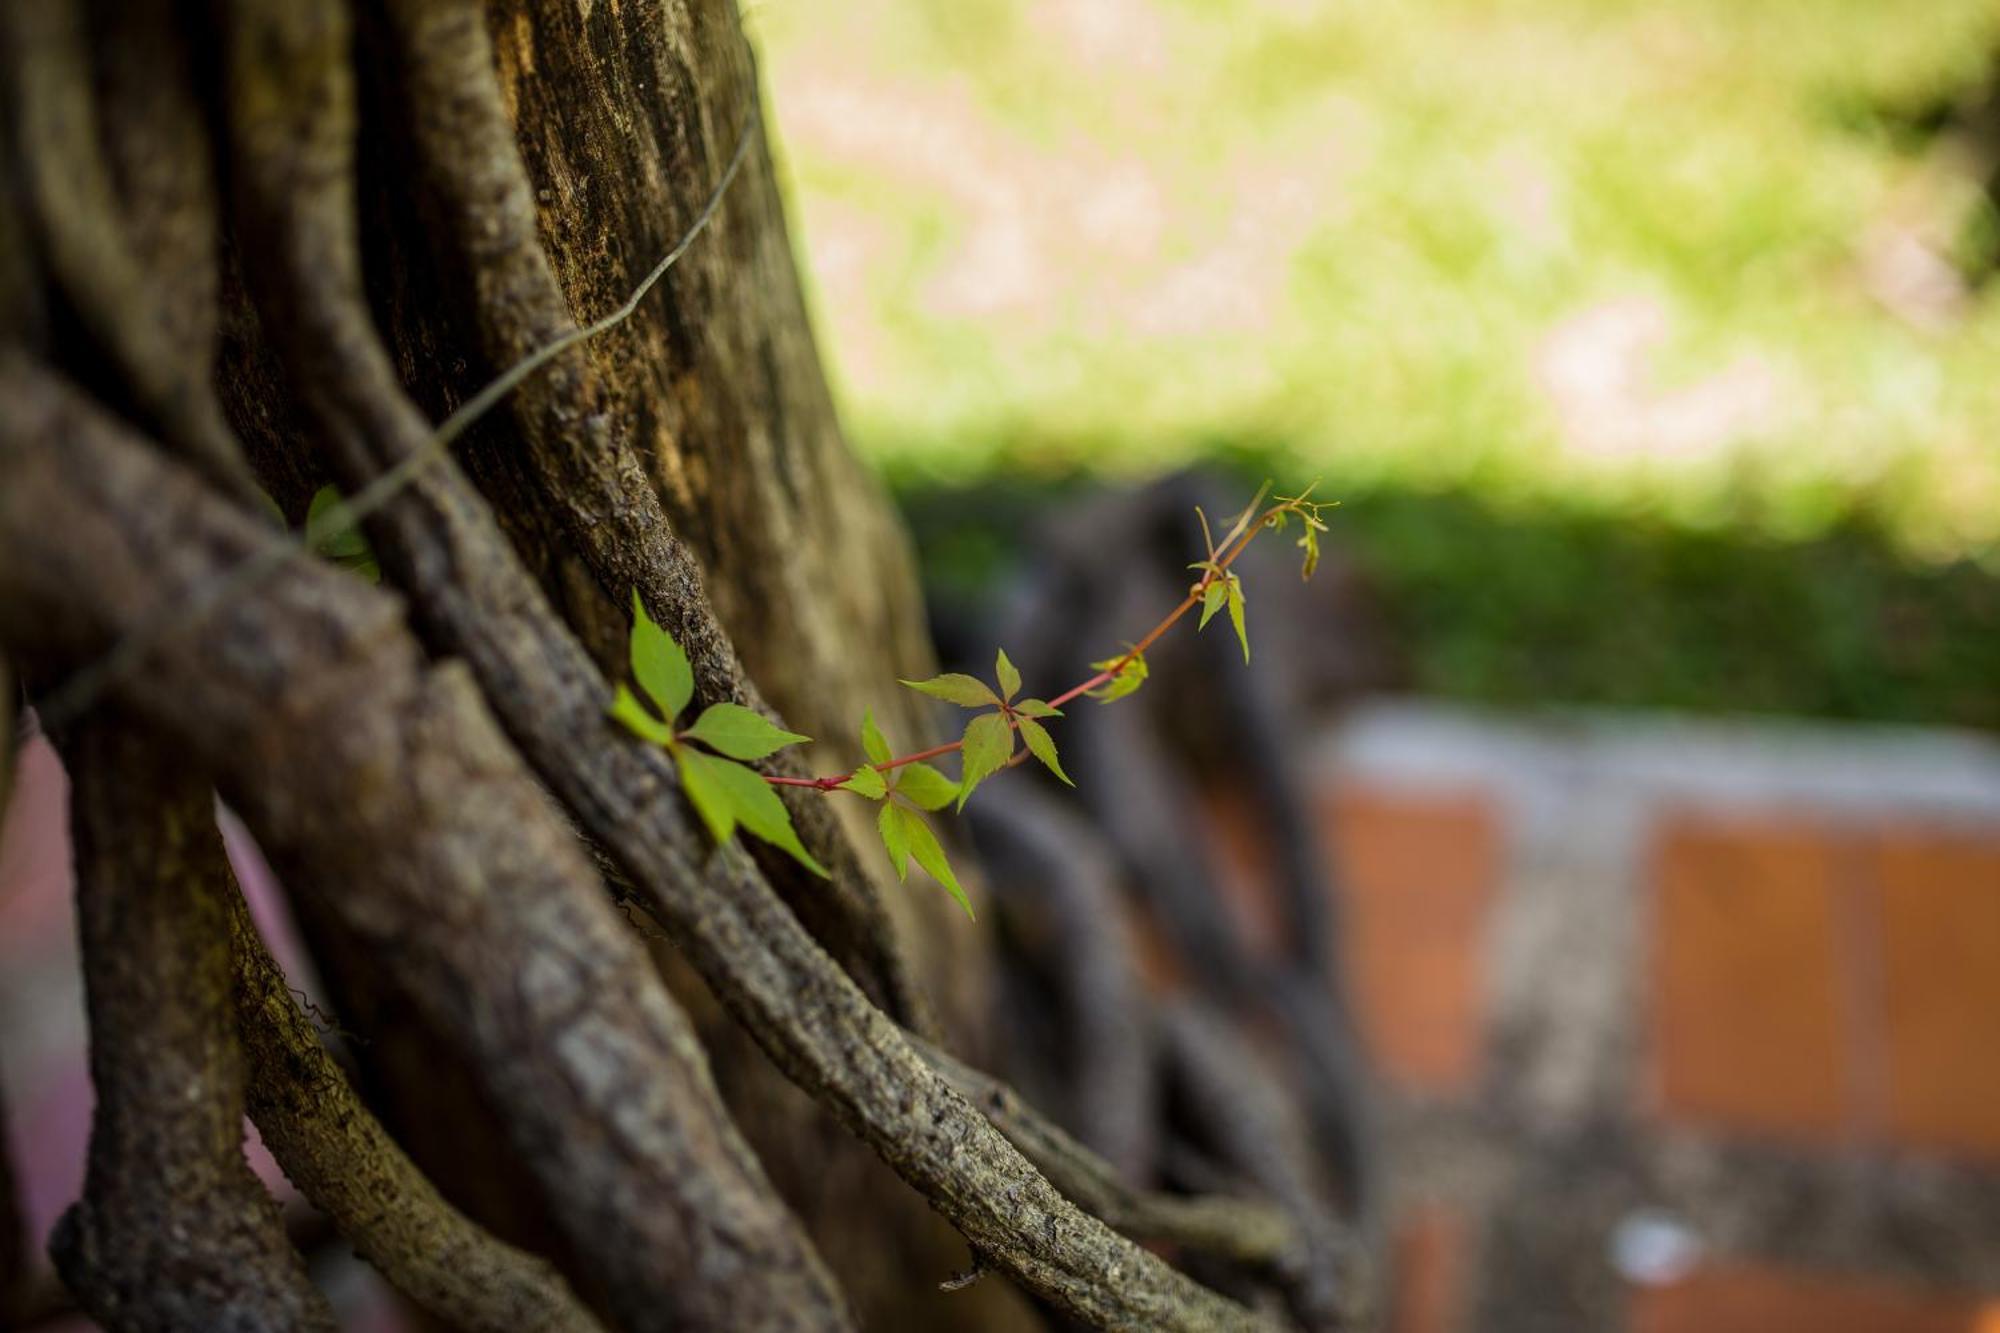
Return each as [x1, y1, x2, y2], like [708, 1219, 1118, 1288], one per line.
[52, 715, 335, 1332]
[225, 885, 606, 1333]
[0, 0, 1372, 1324]
[0, 359, 850, 1333]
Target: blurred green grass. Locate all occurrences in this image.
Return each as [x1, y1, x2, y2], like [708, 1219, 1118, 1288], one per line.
[752, 0, 2000, 725]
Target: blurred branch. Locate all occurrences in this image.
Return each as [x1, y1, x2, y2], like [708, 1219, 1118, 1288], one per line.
[914, 1035, 1301, 1268]
[226, 888, 607, 1333]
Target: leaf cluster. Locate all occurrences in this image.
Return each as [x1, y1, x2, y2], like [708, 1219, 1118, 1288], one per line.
[1266, 481, 1336, 582]
[609, 592, 825, 876]
[1086, 648, 1148, 703]
[901, 649, 1069, 807]
[603, 481, 1330, 924]
[837, 709, 974, 919]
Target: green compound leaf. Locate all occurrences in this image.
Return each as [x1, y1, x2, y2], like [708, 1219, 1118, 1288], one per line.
[678, 749, 827, 877]
[1226, 577, 1250, 664]
[1013, 698, 1062, 719]
[956, 712, 1014, 810]
[629, 590, 693, 722]
[893, 761, 959, 811]
[839, 765, 888, 800]
[608, 684, 677, 747]
[1015, 716, 1072, 786]
[995, 648, 1021, 702]
[902, 809, 974, 920]
[682, 702, 810, 760]
[900, 672, 1002, 709]
[1198, 579, 1229, 631]
[860, 708, 892, 765]
[878, 801, 912, 879]
[1086, 651, 1147, 704]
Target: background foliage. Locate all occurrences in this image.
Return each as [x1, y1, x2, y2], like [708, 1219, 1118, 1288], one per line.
[753, 0, 2000, 728]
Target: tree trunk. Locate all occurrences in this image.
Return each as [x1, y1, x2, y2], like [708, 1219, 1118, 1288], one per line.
[0, 0, 1367, 1328]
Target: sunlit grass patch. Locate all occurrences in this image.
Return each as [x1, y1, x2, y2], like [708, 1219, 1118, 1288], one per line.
[753, 0, 2000, 560]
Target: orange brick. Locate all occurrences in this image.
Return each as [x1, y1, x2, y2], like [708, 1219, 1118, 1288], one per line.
[1649, 816, 1850, 1139]
[1325, 787, 1498, 1094]
[1390, 1206, 1467, 1333]
[1630, 1264, 1993, 1333]
[1873, 829, 2000, 1159]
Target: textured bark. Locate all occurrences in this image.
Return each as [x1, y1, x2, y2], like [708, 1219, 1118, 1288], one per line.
[52, 717, 334, 1333]
[1164, 1005, 1371, 1333]
[210, 4, 1266, 1327]
[480, 0, 937, 752]
[969, 782, 1157, 1180]
[354, 12, 1030, 1320]
[0, 359, 849, 1333]
[1, 0, 259, 504]
[0, 0, 1376, 1324]
[226, 890, 607, 1333]
[917, 1037, 1298, 1269]
[377, 0, 933, 1037]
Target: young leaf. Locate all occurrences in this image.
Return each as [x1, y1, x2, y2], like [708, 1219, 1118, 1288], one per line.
[1198, 579, 1228, 631]
[1013, 698, 1062, 719]
[860, 708, 892, 765]
[682, 702, 810, 760]
[608, 684, 677, 747]
[306, 485, 381, 583]
[1226, 577, 1250, 663]
[995, 648, 1021, 702]
[1299, 524, 1321, 581]
[680, 750, 828, 876]
[900, 673, 1001, 709]
[956, 712, 1014, 809]
[893, 761, 958, 811]
[307, 485, 366, 559]
[839, 765, 888, 800]
[629, 590, 693, 722]
[901, 809, 974, 920]
[676, 748, 736, 846]
[1015, 717, 1072, 786]
[1086, 651, 1147, 703]
[878, 801, 912, 879]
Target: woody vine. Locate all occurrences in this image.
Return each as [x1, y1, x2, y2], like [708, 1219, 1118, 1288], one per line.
[604, 481, 1335, 918]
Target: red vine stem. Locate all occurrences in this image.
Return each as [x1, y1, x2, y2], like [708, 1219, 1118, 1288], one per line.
[766, 500, 1295, 792]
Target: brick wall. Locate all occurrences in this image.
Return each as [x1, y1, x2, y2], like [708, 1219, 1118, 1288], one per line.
[1287, 703, 2000, 1332]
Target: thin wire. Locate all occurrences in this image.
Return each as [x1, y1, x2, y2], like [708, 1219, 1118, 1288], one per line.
[34, 107, 760, 733]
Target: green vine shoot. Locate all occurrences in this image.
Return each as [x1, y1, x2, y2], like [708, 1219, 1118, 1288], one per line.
[608, 482, 1335, 918]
